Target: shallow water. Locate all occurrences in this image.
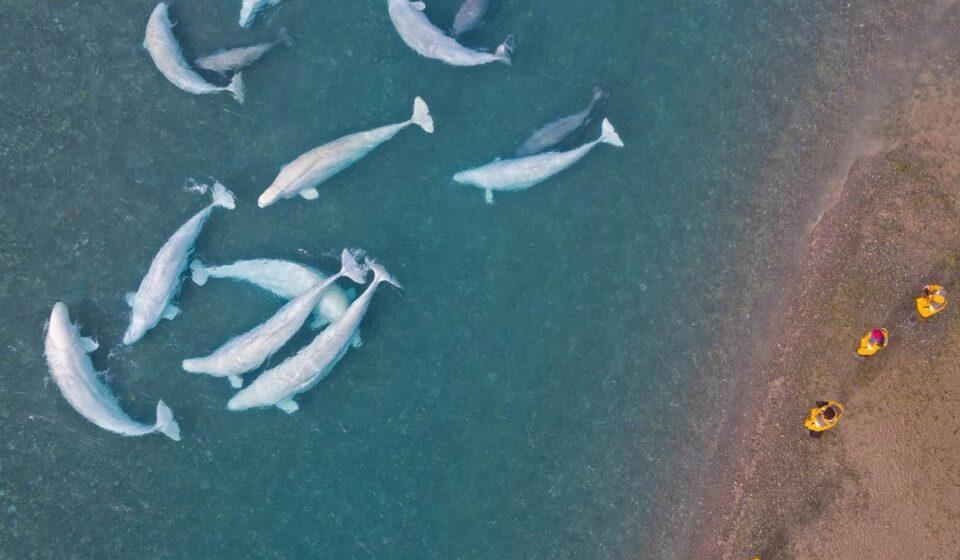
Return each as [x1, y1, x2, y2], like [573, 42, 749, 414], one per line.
[1, 1, 833, 558]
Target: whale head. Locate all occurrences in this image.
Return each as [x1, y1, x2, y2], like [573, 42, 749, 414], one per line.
[452, 170, 473, 185]
[122, 317, 149, 346]
[227, 391, 256, 412]
[46, 302, 76, 350]
[257, 189, 278, 208]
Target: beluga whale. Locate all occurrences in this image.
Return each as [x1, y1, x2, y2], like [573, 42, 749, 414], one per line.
[182, 249, 368, 389]
[195, 42, 276, 75]
[451, 0, 490, 37]
[195, 28, 292, 75]
[239, 0, 281, 28]
[44, 302, 181, 440]
[516, 87, 607, 156]
[144, 3, 245, 103]
[228, 259, 401, 413]
[257, 97, 434, 207]
[189, 258, 355, 330]
[387, 0, 512, 66]
[123, 183, 236, 346]
[454, 118, 624, 204]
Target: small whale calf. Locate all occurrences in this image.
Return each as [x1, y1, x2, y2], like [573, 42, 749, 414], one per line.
[190, 258, 354, 329]
[258, 97, 434, 207]
[144, 3, 245, 103]
[123, 183, 236, 345]
[182, 250, 368, 388]
[45, 303, 180, 440]
[196, 28, 292, 75]
[516, 87, 607, 156]
[240, 0, 281, 28]
[228, 260, 401, 413]
[451, 0, 490, 37]
[387, 0, 511, 66]
[195, 43, 275, 75]
[454, 118, 623, 204]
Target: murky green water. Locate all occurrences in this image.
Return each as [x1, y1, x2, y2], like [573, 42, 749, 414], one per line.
[1, 1, 833, 558]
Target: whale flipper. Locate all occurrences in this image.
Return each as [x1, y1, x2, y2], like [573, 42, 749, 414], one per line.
[411, 1, 426, 10]
[299, 188, 319, 200]
[228, 375, 243, 389]
[161, 304, 181, 320]
[351, 332, 363, 348]
[485, 189, 494, 204]
[81, 337, 99, 352]
[277, 399, 299, 414]
[125, 292, 136, 307]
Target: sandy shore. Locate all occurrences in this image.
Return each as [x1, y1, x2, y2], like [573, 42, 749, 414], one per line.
[648, 1, 960, 558]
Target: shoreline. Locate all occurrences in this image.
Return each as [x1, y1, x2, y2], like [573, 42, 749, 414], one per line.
[646, 1, 960, 558]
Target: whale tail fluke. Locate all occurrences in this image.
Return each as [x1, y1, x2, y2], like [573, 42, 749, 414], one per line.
[592, 86, 608, 103]
[211, 182, 236, 209]
[495, 35, 514, 65]
[410, 97, 434, 133]
[277, 26, 295, 48]
[598, 118, 624, 148]
[226, 72, 245, 104]
[155, 400, 181, 441]
[189, 260, 209, 286]
[340, 249, 369, 285]
[368, 261, 402, 290]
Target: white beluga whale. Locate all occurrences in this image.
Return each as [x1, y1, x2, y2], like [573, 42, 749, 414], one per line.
[144, 3, 245, 103]
[516, 87, 607, 156]
[451, 0, 490, 37]
[44, 302, 181, 440]
[182, 250, 368, 389]
[123, 183, 236, 345]
[228, 260, 401, 413]
[189, 258, 355, 330]
[454, 118, 623, 204]
[387, 0, 512, 66]
[240, 0, 280, 28]
[257, 97, 434, 207]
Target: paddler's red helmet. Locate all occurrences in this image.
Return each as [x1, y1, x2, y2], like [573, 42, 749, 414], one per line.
[871, 329, 886, 342]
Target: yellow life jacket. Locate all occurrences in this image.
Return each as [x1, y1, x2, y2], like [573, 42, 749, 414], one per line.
[804, 401, 845, 432]
[857, 328, 888, 356]
[916, 285, 947, 318]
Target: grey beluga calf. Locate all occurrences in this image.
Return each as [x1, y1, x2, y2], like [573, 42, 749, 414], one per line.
[451, 0, 490, 37]
[516, 87, 607, 157]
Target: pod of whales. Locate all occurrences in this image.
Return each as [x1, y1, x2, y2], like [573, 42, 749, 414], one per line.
[44, 2, 626, 439]
[189, 258, 355, 330]
[182, 250, 367, 389]
[228, 259, 401, 413]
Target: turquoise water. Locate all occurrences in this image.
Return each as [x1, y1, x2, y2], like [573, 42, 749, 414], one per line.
[1, 1, 833, 558]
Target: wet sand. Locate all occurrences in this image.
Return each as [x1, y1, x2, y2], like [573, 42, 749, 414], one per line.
[650, 1, 960, 558]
